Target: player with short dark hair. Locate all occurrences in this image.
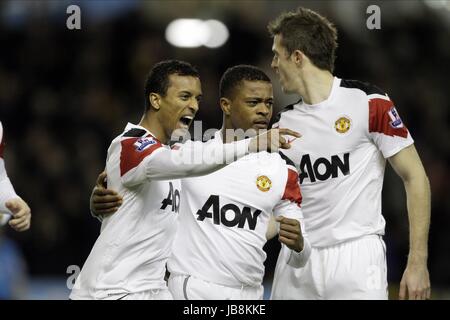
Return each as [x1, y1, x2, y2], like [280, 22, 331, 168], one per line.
[72, 60, 299, 300]
[90, 65, 310, 300]
[144, 59, 201, 112]
[167, 65, 310, 299]
[219, 64, 271, 97]
[268, 7, 431, 300]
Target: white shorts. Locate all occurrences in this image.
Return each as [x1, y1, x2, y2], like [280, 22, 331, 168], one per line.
[271, 235, 388, 300]
[168, 274, 264, 300]
[113, 288, 173, 300]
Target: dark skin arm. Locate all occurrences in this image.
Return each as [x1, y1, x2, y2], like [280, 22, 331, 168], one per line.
[276, 216, 304, 252]
[90, 171, 122, 218]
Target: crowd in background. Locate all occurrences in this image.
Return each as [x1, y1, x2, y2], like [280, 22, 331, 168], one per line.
[0, 0, 448, 298]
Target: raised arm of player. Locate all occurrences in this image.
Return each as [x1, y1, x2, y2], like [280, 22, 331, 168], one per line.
[389, 144, 431, 300]
[120, 128, 300, 186]
[91, 128, 300, 218]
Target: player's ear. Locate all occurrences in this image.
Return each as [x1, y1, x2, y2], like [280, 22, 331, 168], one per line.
[292, 49, 304, 66]
[149, 93, 161, 111]
[220, 97, 232, 116]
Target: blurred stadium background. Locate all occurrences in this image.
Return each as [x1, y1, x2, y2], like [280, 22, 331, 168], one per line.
[0, 0, 449, 299]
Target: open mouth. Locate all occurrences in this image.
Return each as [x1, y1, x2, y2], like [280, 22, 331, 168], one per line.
[179, 115, 194, 128]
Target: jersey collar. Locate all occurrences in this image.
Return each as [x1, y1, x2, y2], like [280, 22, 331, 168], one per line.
[295, 76, 341, 110]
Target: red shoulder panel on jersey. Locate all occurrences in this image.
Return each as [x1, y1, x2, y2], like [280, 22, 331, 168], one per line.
[120, 134, 162, 176]
[282, 168, 302, 207]
[369, 98, 408, 138]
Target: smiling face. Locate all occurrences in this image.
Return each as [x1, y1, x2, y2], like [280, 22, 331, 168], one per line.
[226, 80, 273, 133]
[271, 34, 298, 94]
[157, 74, 202, 139]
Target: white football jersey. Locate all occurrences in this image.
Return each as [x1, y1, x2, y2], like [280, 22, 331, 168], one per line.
[273, 77, 414, 247]
[71, 123, 251, 299]
[0, 121, 18, 223]
[71, 124, 180, 299]
[168, 131, 310, 288]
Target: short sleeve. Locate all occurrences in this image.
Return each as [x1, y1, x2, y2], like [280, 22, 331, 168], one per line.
[368, 94, 414, 158]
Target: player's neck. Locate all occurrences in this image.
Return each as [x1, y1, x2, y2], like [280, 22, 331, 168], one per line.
[221, 121, 237, 144]
[296, 68, 334, 105]
[139, 114, 169, 144]
[221, 119, 248, 144]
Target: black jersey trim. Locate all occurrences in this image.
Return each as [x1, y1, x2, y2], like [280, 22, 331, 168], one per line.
[340, 79, 386, 96]
[273, 99, 301, 124]
[279, 151, 296, 168]
[123, 128, 147, 138]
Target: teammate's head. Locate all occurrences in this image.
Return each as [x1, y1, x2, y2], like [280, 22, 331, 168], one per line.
[143, 60, 202, 140]
[219, 65, 273, 133]
[268, 7, 337, 93]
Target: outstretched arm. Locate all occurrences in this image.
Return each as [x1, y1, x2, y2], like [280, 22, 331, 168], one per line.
[388, 144, 431, 300]
[122, 128, 300, 185]
[91, 128, 301, 219]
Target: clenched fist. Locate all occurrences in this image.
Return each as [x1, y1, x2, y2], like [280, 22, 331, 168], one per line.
[6, 197, 31, 232]
[276, 216, 304, 252]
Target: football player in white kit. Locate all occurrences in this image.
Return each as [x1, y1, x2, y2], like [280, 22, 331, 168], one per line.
[0, 121, 31, 232]
[268, 7, 431, 300]
[166, 65, 311, 300]
[90, 65, 310, 300]
[71, 60, 298, 300]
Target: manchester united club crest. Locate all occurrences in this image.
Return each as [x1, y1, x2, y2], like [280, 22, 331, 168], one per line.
[335, 116, 351, 134]
[256, 175, 272, 192]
